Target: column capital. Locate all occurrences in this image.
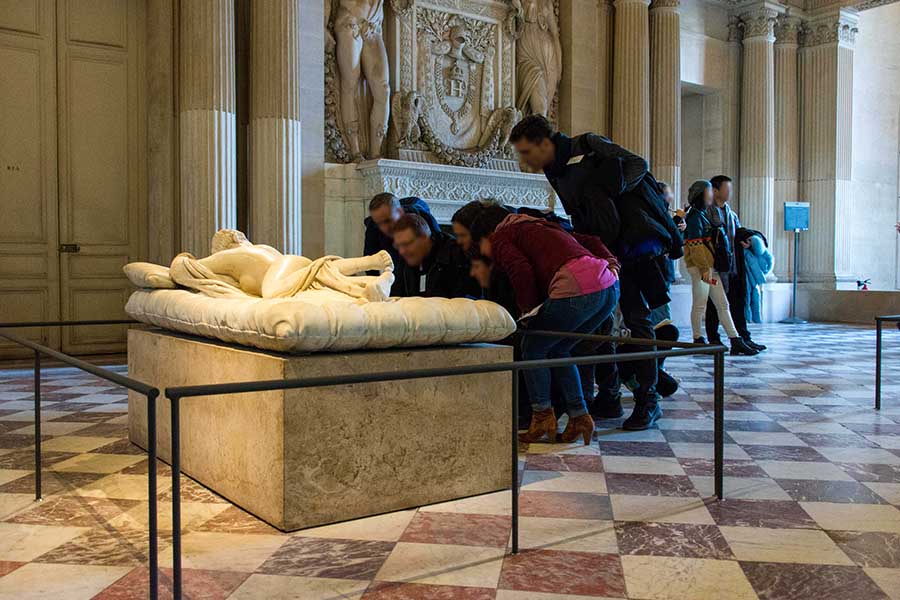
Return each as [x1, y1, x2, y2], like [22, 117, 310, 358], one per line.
[740, 7, 779, 41]
[614, 0, 650, 7]
[775, 15, 803, 46]
[650, 0, 680, 11]
[727, 14, 743, 43]
[801, 9, 859, 48]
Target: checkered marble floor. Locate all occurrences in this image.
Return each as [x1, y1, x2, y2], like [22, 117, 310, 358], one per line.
[0, 322, 899, 599]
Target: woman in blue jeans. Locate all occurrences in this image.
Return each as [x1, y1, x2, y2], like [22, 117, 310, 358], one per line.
[470, 205, 621, 445]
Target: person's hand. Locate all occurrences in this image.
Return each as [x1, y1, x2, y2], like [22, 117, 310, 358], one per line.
[677, 221, 687, 232]
[608, 264, 619, 278]
[701, 269, 711, 284]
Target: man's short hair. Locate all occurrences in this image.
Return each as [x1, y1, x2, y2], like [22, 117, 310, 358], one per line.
[509, 114, 555, 145]
[394, 213, 431, 238]
[470, 204, 512, 243]
[710, 175, 733, 190]
[369, 192, 400, 212]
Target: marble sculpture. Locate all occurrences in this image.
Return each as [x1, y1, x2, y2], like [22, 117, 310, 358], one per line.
[123, 230, 516, 353]
[512, 0, 561, 117]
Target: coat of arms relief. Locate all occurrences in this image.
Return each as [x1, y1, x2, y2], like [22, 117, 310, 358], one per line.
[326, 0, 558, 169]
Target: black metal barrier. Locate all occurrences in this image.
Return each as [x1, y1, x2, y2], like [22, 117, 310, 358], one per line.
[876, 315, 900, 410]
[164, 333, 728, 600]
[0, 320, 161, 600]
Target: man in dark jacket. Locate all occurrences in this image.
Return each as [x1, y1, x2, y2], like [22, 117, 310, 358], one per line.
[390, 214, 480, 299]
[364, 193, 441, 268]
[509, 114, 684, 430]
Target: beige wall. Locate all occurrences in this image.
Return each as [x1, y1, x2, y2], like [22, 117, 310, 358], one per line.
[851, 2, 900, 290]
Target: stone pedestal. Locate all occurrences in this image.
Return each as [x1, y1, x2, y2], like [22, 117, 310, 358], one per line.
[127, 329, 513, 531]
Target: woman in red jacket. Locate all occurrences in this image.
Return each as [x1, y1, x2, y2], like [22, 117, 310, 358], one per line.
[470, 205, 621, 445]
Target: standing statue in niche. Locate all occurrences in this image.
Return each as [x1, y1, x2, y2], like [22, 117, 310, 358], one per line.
[511, 0, 561, 117]
[326, 0, 390, 160]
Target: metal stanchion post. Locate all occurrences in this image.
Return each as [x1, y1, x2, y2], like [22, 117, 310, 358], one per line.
[147, 391, 159, 600]
[876, 319, 883, 411]
[171, 396, 182, 600]
[34, 350, 41, 501]
[511, 368, 519, 555]
[713, 350, 725, 500]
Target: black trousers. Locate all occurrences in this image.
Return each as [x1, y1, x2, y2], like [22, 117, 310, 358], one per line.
[575, 264, 658, 405]
[705, 273, 751, 341]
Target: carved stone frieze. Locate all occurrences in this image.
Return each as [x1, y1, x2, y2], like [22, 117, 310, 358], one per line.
[800, 12, 859, 47]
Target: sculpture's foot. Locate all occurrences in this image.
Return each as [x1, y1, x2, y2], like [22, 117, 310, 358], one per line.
[374, 250, 394, 273]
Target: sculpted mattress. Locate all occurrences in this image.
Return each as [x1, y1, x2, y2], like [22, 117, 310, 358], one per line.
[124, 289, 517, 353]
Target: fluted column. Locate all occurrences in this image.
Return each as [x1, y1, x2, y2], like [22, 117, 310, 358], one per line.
[773, 15, 801, 280]
[799, 9, 858, 288]
[559, 0, 602, 134]
[597, 0, 615, 136]
[179, 0, 237, 256]
[650, 0, 681, 198]
[249, 0, 303, 254]
[613, 0, 651, 156]
[723, 16, 742, 211]
[739, 6, 777, 246]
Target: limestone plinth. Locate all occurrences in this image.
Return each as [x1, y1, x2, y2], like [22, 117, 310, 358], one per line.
[127, 329, 513, 531]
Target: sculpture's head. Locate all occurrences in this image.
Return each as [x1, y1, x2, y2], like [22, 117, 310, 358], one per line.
[509, 114, 557, 172]
[211, 229, 251, 253]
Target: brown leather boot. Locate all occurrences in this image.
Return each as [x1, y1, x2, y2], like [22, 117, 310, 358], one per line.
[518, 408, 558, 444]
[560, 414, 595, 445]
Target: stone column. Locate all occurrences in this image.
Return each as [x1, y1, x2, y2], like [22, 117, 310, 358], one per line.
[649, 0, 681, 197]
[722, 16, 742, 211]
[249, 0, 303, 254]
[596, 0, 615, 137]
[179, 0, 237, 256]
[738, 6, 777, 246]
[612, 0, 651, 156]
[799, 9, 858, 288]
[773, 15, 801, 280]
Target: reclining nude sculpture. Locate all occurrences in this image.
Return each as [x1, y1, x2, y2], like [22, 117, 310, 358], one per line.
[123, 230, 516, 353]
[162, 229, 395, 303]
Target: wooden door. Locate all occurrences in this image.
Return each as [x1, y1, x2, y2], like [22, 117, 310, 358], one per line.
[56, 0, 145, 354]
[0, 0, 61, 357]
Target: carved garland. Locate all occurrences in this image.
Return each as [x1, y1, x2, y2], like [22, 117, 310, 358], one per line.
[417, 113, 510, 169]
[325, 48, 353, 163]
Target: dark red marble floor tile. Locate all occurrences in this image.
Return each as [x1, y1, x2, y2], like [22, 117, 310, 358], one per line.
[92, 438, 146, 455]
[5, 495, 137, 527]
[400, 512, 510, 548]
[614, 521, 734, 559]
[678, 458, 768, 478]
[0, 449, 75, 469]
[604, 473, 699, 497]
[524, 454, 603, 472]
[120, 459, 172, 477]
[93, 567, 250, 600]
[845, 423, 900, 436]
[828, 531, 900, 568]
[256, 537, 395, 580]
[740, 561, 889, 600]
[0, 433, 51, 449]
[662, 430, 738, 444]
[499, 549, 626, 597]
[34, 526, 171, 566]
[158, 478, 221, 503]
[192, 506, 279, 535]
[706, 499, 818, 529]
[725, 421, 789, 433]
[596, 442, 676, 457]
[49, 410, 115, 423]
[742, 445, 827, 462]
[363, 581, 496, 599]
[0, 470, 104, 495]
[519, 491, 613, 520]
[0, 561, 24, 577]
[776, 479, 888, 504]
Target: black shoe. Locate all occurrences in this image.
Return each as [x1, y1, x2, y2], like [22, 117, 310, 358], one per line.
[590, 393, 624, 419]
[623, 401, 663, 431]
[657, 370, 679, 397]
[744, 339, 767, 351]
[693, 337, 707, 345]
[730, 337, 759, 356]
[708, 336, 722, 346]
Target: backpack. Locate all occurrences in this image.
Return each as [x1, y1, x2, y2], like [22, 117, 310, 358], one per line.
[709, 225, 733, 274]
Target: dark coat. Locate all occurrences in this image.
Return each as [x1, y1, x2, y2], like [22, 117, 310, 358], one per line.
[363, 197, 441, 267]
[391, 232, 480, 299]
[543, 132, 684, 263]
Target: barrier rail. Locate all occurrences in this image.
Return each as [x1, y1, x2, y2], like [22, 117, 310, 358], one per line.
[876, 315, 900, 410]
[0, 321, 160, 600]
[165, 335, 728, 600]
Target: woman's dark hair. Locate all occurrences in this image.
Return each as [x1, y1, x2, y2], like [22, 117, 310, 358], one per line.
[451, 198, 507, 230]
[469, 204, 512, 243]
[687, 180, 711, 211]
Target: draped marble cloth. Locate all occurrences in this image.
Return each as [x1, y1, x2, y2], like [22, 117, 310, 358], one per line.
[515, 0, 561, 114]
